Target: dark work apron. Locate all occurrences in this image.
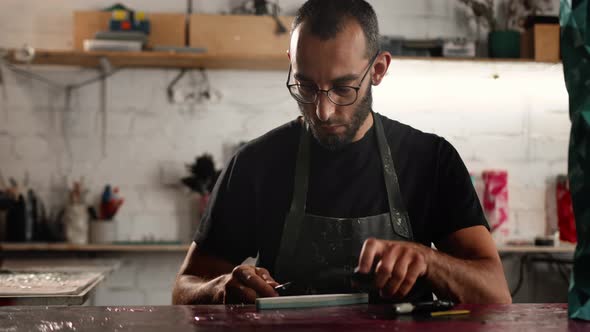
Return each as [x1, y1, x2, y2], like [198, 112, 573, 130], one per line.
[272, 112, 431, 302]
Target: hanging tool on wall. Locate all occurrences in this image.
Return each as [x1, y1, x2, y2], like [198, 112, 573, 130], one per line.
[166, 68, 216, 105]
[167, 69, 187, 103]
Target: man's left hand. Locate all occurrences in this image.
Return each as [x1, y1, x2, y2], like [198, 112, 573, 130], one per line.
[356, 238, 431, 299]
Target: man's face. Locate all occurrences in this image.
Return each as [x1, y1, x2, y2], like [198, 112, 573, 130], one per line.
[290, 20, 374, 151]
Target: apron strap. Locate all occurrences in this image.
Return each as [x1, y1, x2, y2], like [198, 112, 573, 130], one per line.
[274, 121, 310, 279]
[373, 112, 413, 240]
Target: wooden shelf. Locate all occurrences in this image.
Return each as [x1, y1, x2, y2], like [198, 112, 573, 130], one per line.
[0, 242, 190, 252]
[6, 49, 290, 70]
[391, 56, 560, 64]
[498, 244, 576, 254]
[5, 49, 559, 71]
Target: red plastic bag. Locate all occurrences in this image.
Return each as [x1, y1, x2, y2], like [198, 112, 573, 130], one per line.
[556, 175, 577, 243]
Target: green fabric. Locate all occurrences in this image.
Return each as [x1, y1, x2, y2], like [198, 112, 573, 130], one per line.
[561, 0, 590, 321]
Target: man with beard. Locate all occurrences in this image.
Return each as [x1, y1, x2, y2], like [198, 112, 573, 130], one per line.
[173, 0, 511, 305]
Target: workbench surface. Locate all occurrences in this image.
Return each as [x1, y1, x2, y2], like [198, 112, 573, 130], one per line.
[0, 303, 584, 331]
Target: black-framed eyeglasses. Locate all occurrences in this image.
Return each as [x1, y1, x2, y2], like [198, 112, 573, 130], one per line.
[286, 51, 380, 106]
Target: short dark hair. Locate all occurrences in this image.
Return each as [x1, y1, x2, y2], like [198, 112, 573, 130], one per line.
[292, 0, 380, 58]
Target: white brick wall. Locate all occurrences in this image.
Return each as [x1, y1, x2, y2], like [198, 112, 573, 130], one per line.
[0, 0, 568, 305]
[13, 135, 51, 161]
[375, 59, 569, 244]
[2, 62, 568, 244]
[0, 133, 14, 162]
[93, 288, 146, 306]
[102, 260, 138, 289]
[91, 253, 183, 306]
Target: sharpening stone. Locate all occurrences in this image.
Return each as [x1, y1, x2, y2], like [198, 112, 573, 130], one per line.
[256, 293, 369, 310]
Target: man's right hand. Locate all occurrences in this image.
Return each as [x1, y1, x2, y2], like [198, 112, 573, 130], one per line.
[220, 265, 280, 304]
[173, 244, 280, 305]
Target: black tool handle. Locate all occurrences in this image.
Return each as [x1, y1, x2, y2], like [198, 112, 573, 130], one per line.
[413, 300, 455, 312]
[351, 268, 376, 292]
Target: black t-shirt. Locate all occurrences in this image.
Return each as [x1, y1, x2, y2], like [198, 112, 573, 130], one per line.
[194, 113, 489, 274]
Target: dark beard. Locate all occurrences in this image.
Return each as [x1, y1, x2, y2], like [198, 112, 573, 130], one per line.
[299, 86, 372, 151]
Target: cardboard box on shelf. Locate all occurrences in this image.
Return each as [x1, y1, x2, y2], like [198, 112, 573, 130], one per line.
[521, 17, 560, 62]
[73, 11, 186, 50]
[189, 14, 294, 56]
